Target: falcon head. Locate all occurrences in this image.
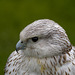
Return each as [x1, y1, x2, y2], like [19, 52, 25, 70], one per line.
[16, 19, 72, 58]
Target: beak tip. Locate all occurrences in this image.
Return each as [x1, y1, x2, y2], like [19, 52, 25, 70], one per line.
[16, 48, 19, 53]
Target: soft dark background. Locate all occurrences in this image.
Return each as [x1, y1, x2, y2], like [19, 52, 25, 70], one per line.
[0, 0, 75, 74]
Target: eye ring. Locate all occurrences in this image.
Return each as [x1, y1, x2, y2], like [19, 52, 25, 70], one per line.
[32, 37, 38, 42]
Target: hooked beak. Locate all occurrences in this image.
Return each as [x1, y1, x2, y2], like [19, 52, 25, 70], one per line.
[16, 40, 26, 53]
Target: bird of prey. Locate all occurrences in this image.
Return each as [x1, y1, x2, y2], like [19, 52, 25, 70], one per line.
[5, 19, 75, 75]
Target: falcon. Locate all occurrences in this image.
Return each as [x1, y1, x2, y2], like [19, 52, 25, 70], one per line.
[5, 19, 75, 75]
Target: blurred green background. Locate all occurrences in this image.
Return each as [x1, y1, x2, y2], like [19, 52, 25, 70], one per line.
[0, 0, 75, 74]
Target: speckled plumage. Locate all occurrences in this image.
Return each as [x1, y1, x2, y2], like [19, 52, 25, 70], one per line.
[5, 19, 75, 75]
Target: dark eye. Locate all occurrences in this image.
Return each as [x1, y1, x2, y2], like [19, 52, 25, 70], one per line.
[32, 37, 38, 42]
[21, 41, 23, 43]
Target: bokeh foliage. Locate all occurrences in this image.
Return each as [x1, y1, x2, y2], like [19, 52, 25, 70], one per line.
[0, 0, 75, 74]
